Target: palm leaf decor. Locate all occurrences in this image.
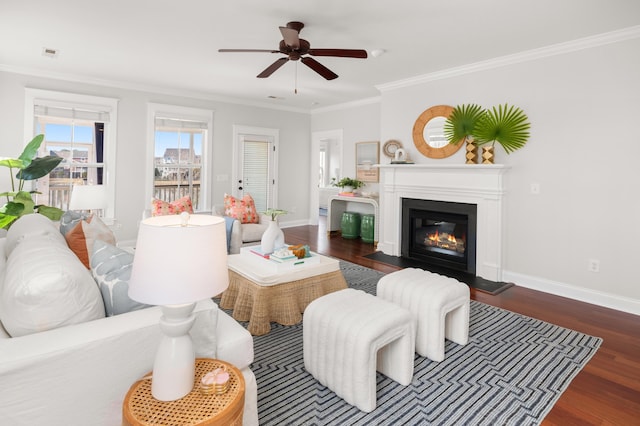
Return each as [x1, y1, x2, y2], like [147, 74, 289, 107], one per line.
[474, 104, 531, 153]
[444, 103, 485, 145]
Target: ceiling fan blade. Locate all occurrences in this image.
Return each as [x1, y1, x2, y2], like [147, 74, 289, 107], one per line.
[301, 57, 338, 80]
[218, 49, 280, 53]
[257, 57, 289, 78]
[279, 26, 300, 49]
[308, 49, 368, 58]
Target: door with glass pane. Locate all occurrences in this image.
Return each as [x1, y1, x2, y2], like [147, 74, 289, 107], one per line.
[153, 118, 205, 209]
[234, 127, 278, 213]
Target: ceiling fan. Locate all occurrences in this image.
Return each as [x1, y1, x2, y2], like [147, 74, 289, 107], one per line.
[218, 21, 368, 80]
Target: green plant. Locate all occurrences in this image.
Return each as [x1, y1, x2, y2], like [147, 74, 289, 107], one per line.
[445, 103, 531, 154]
[262, 208, 288, 221]
[0, 134, 64, 228]
[473, 104, 531, 153]
[331, 177, 364, 189]
[443, 103, 484, 145]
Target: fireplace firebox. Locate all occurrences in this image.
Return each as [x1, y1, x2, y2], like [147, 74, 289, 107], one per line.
[401, 198, 477, 274]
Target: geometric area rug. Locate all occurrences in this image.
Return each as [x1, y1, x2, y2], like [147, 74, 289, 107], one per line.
[245, 261, 603, 426]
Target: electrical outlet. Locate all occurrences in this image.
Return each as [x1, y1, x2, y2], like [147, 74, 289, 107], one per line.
[588, 259, 600, 273]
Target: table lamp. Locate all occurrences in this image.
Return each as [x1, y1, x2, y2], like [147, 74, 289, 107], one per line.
[68, 184, 108, 216]
[128, 213, 229, 401]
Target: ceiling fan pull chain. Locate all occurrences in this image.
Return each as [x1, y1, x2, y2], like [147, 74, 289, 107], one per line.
[295, 61, 298, 94]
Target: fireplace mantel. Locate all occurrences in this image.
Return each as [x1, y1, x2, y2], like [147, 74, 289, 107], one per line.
[377, 164, 509, 281]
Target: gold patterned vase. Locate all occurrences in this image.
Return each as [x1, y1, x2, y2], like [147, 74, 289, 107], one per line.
[465, 140, 478, 164]
[481, 146, 495, 164]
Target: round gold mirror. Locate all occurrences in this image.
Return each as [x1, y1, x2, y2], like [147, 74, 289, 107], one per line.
[412, 105, 463, 159]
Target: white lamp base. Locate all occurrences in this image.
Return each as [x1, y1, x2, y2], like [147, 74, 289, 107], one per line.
[152, 303, 197, 401]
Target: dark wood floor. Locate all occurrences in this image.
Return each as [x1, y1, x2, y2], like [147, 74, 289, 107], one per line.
[283, 219, 640, 426]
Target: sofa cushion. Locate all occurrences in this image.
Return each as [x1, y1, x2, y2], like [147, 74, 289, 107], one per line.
[241, 222, 269, 243]
[59, 210, 90, 237]
[0, 234, 105, 337]
[5, 213, 66, 257]
[65, 215, 116, 268]
[224, 193, 259, 224]
[151, 196, 194, 217]
[90, 240, 150, 316]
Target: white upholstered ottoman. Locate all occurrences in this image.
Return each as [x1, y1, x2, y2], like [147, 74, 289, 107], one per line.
[303, 288, 415, 412]
[377, 268, 470, 362]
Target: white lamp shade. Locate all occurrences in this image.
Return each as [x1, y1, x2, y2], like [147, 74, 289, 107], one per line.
[68, 185, 108, 211]
[128, 214, 229, 305]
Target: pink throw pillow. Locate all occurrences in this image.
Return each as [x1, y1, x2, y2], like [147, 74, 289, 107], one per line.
[151, 196, 194, 217]
[224, 193, 259, 224]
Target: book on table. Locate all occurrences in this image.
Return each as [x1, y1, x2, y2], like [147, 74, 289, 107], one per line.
[249, 247, 270, 259]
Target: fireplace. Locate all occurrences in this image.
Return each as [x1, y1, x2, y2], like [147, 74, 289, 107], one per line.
[377, 164, 508, 281]
[401, 198, 477, 274]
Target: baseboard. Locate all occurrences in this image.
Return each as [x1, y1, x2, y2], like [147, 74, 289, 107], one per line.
[503, 270, 640, 316]
[279, 219, 310, 228]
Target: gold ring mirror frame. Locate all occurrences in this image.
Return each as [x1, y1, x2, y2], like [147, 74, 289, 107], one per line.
[412, 105, 463, 159]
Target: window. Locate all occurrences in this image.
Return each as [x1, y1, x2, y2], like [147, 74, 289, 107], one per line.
[147, 104, 213, 211]
[24, 89, 118, 219]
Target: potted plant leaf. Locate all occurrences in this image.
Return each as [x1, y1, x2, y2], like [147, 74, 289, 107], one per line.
[0, 134, 64, 228]
[443, 103, 485, 164]
[473, 104, 531, 162]
[445, 103, 531, 164]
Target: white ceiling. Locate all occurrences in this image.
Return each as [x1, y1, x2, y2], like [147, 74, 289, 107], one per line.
[1, 0, 639, 111]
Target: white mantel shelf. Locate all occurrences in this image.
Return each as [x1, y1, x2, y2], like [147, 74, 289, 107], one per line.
[377, 163, 510, 282]
[377, 163, 509, 171]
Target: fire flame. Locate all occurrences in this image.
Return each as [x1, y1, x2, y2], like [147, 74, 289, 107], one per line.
[425, 230, 465, 253]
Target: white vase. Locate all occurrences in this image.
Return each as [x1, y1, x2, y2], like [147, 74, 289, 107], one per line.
[342, 185, 354, 193]
[261, 220, 285, 254]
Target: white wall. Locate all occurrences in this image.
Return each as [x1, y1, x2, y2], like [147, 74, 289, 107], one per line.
[311, 100, 381, 194]
[0, 70, 311, 242]
[313, 36, 640, 314]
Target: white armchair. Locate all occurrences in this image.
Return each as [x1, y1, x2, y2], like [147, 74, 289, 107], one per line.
[214, 206, 270, 254]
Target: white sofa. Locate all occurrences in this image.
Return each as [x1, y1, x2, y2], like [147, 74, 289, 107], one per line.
[0, 215, 259, 426]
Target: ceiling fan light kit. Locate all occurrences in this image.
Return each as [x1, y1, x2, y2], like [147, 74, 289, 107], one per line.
[218, 21, 367, 81]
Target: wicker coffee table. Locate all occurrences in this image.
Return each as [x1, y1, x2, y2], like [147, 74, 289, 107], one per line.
[220, 246, 348, 335]
[122, 358, 244, 426]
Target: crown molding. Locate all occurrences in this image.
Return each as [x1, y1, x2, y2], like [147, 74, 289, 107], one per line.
[0, 64, 311, 114]
[310, 96, 380, 114]
[376, 25, 640, 92]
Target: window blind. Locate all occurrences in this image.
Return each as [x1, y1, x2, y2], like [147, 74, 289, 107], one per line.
[34, 105, 110, 122]
[155, 118, 208, 131]
[243, 140, 269, 212]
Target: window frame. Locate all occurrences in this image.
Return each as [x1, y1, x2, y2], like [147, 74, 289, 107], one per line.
[146, 103, 213, 212]
[23, 88, 118, 220]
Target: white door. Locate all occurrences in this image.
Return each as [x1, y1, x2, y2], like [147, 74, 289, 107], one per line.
[233, 125, 279, 213]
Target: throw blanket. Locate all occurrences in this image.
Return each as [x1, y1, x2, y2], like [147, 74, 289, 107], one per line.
[223, 216, 235, 253]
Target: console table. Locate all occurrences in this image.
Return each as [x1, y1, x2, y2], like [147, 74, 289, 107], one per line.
[327, 195, 379, 243]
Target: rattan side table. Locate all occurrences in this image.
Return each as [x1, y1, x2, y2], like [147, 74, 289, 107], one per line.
[122, 358, 245, 426]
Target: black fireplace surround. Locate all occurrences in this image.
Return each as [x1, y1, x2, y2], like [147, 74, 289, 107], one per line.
[401, 198, 477, 275]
